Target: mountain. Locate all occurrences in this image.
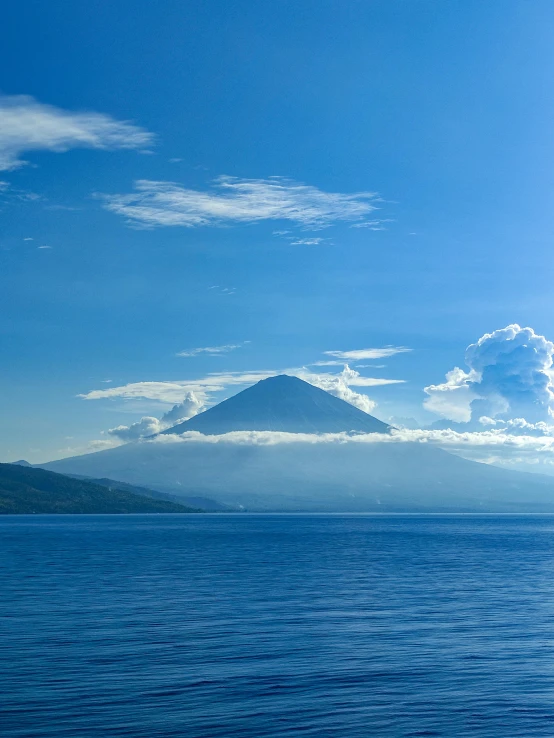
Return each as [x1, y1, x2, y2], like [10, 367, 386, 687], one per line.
[164, 374, 390, 435]
[0, 463, 201, 514]
[11, 459, 32, 467]
[65, 474, 228, 511]
[41, 375, 554, 512]
[42, 435, 554, 512]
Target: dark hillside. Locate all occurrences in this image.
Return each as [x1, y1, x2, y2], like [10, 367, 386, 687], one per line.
[0, 463, 200, 514]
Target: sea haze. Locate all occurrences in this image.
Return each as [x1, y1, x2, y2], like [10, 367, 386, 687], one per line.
[2, 514, 554, 737]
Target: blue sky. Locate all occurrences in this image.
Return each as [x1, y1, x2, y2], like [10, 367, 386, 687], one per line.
[3, 0, 554, 464]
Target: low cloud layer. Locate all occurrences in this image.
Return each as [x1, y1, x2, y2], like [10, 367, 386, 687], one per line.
[0, 95, 154, 171]
[149, 426, 554, 449]
[425, 325, 554, 425]
[144, 425, 554, 473]
[100, 176, 380, 229]
[62, 423, 554, 474]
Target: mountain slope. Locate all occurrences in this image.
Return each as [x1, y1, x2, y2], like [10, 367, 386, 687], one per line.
[42, 438, 554, 512]
[165, 374, 390, 435]
[0, 463, 200, 514]
[66, 474, 228, 511]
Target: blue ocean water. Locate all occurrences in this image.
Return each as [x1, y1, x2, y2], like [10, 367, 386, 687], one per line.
[2, 514, 554, 737]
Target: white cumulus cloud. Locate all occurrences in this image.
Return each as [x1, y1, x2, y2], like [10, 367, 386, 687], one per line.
[299, 366, 379, 414]
[108, 392, 203, 441]
[108, 416, 164, 442]
[425, 325, 554, 424]
[424, 367, 478, 423]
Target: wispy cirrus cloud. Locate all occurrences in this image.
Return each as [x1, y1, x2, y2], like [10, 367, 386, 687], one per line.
[350, 218, 394, 230]
[272, 231, 330, 246]
[176, 342, 248, 358]
[79, 371, 278, 405]
[81, 380, 215, 405]
[324, 347, 412, 361]
[0, 95, 154, 171]
[208, 286, 237, 295]
[100, 176, 380, 230]
[289, 237, 326, 246]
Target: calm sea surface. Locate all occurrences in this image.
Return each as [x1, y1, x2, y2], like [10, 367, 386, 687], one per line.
[2, 514, 554, 737]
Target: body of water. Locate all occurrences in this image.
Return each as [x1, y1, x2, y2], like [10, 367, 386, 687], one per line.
[2, 514, 554, 736]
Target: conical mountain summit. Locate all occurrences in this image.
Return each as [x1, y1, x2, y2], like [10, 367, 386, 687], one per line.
[164, 374, 390, 435]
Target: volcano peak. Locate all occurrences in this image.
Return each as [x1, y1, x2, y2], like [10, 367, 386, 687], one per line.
[164, 374, 389, 435]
